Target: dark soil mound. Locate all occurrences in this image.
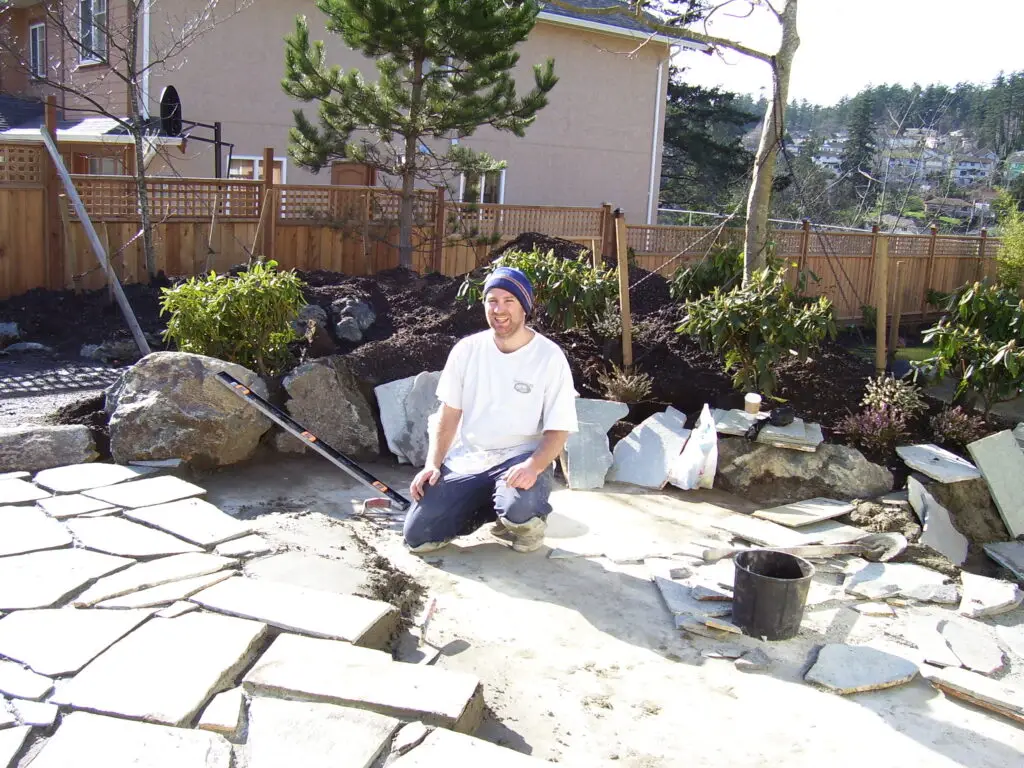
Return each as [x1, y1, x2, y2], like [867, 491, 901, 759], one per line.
[47, 393, 111, 458]
[493, 232, 592, 262]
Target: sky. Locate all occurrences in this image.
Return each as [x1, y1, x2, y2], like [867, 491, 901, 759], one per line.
[672, 0, 1024, 106]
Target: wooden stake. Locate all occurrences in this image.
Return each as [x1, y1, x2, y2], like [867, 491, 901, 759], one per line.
[873, 234, 889, 375]
[888, 260, 904, 367]
[261, 147, 277, 262]
[614, 209, 633, 369]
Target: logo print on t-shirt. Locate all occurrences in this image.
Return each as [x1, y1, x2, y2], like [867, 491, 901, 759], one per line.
[514, 380, 533, 394]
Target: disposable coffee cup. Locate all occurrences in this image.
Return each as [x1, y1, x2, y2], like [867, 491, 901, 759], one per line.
[744, 393, 762, 414]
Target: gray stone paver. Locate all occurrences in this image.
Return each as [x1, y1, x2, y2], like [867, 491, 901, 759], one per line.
[0, 660, 53, 700]
[0, 478, 50, 505]
[33, 463, 157, 494]
[0, 608, 152, 676]
[0, 506, 73, 557]
[73, 552, 237, 607]
[924, 667, 1024, 725]
[29, 712, 232, 768]
[0, 549, 134, 610]
[958, 572, 1023, 619]
[51, 612, 268, 727]
[215, 534, 274, 558]
[82, 475, 205, 509]
[968, 430, 1024, 539]
[805, 644, 919, 694]
[941, 620, 1006, 676]
[896, 444, 981, 483]
[0, 726, 31, 768]
[36, 494, 116, 519]
[389, 727, 552, 767]
[197, 688, 244, 739]
[11, 698, 57, 727]
[66, 517, 203, 558]
[608, 412, 691, 489]
[247, 696, 400, 768]
[752, 498, 854, 528]
[97, 571, 235, 609]
[123, 498, 253, 548]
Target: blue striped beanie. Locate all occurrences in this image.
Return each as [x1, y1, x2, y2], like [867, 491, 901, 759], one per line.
[483, 266, 534, 315]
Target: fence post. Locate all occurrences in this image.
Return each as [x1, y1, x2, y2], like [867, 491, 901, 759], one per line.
[261, 147, 277, 262]
[601, 202, 615, 267]
[888, 260, 904, 367]
[432, 186, 445, 274]
[920, 225, 938, 317]
[975, 227, 988, 281]
[614, 208, 633, 369]
[798, 218, 810, 273]
[873, 233, 889, 375]
[44, 96, 63, 290]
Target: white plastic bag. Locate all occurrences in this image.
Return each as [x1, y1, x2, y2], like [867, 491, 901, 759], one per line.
[669, 404, 718, 490]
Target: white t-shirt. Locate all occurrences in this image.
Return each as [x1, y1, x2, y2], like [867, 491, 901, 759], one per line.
[436, 330, 579, 474]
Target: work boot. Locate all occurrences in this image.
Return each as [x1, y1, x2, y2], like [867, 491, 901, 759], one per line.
[489, 518, 510, 538]
[407, 540, 450, 555]
[501, 517, 547, 553]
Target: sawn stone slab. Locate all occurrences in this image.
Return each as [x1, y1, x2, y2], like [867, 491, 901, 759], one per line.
[73, 552, 237, 607]
[97, 571, 236, 609]
[66, 517, 203, 558]
[33, 463, 157, 494]
[896, 444, 981, 483]
[752, 498, 854, 528]
[123, 498, 253, 548]
[0, 505, 73, 557]
[0, 549, 134, 610]
[82, 475, 205, 509]
[968, 430, 1024, 539]
[805, 643, 918, 694]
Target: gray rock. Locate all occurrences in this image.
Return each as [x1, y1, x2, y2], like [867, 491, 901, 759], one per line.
[0, 425, 98, 473]
[275, 357, 379, 458]
[334, 317, 363, 343]
[805, 644, 918, 694]
[376, 372, 441, 467]
[907, 476, 969, 565]
[94, 338, 145, 364]
[291, 304, 329, 336]
[735, 648, 772, 672]
[29, 712, 232, 768]
[0, 322, 20, 345]
[958, 572, 1023, 619]
[332, 296, 376, 331]
[3, 342, 52, 353]
[107, 352, 270, 468]
[940, 619, 1006, 675]
[560, 399, 629, 491]
[716, 439, 893, 505]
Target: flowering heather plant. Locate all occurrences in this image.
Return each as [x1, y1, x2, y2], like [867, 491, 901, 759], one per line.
[861, 374, 926, 419]
[930, 406, 989, 449]
[837, 405, 910, 455]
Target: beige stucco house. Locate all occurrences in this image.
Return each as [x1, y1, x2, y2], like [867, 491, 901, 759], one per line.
[1, 1, 701, 222]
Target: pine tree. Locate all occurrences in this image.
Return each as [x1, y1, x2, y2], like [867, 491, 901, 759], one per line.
[282, 0, 558, 267]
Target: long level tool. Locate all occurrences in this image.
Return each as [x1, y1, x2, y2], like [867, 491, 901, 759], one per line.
[216, 372, 411, 511]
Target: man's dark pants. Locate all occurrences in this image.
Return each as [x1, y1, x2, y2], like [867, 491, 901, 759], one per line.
[403, 453, 553, 548]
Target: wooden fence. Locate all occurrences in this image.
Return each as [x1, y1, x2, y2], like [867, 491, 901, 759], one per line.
[0, 141, 1004, 324]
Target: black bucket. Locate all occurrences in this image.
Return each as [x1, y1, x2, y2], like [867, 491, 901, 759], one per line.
[731, 550, 815, 641]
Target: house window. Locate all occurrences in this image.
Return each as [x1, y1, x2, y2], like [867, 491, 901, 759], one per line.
[87, 155, 124, 175]
[228, 156, 285, 183]
[460, 170, 504, 204]
[29, 23, 46, 78]
[79, 0, 108, 63]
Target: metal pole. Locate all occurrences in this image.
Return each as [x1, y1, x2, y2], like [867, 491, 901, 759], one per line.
[39, 127, 152, 357]
[213, 121, 223, 178]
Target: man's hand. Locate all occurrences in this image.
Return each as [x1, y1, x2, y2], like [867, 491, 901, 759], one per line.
[504, 461, 539, 490]
[410, 465, 441, 502]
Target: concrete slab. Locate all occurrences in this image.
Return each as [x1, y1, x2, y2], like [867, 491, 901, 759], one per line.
[940, 620, 1006, 676]
[924, 666, 1024, 726]
[197, 687, 244, 739]
[804, 643, 918, 694]
[33, 463, 157, 494]
[11, 698, 57, 727]
[73, 552, 238, 607]
[844, 561, 952, 602]
[752, 498, 854, 528]
[608, 412, 691, 489]
[896, 444, 981, 483]
[29, 712, 232, 768]
[246, 696, 400, 768]
[907, 476, 969, 565]
[0, 549, 134, 610]
[66, 517, 203, 558]
[82, 475, 205, 509]
[51, 612, 268, 726]
[244, 551, 369, 596]
[0, 726, 31, 768]
[968, 430, 1024, 539]
[0, 660, 53, 700]
[36, 494, 116, 519]
[215, 535, 275, 558]
[984, 541, 1024, 582]
[156, 601, 199, 619]
[97, 571, 236, 609]
[389, 726, 562, 767]
[0, 608, 152, 676]
[243, 633, 484, 732]
[958, 572, 1023, 619]
[123, 498, 254, 548]
[653, 576, 732, 621]
[0, 478, 50, 504]
[190, 576, 398, 648]
[0, 506, 73, 557]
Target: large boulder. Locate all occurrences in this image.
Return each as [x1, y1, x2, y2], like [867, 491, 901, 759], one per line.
[107, 352, 270, 468]
[374, 371, 441, 466]
[273, 357, 380, 459]
[716, 438, 893, 505]
[0, 425, 97, 472]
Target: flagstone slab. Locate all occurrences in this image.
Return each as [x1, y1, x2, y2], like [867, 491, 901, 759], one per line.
[958, 571, 1023, 619]
[907, 476, 969, 565]
[0, 661, 52, 701]
[0, 608, 152, 676]
[98, 571, 235, 609]
[124, 499, 253, 548]
[968, 430, 1024, 539]
[215, 534, 274, 558]
[82, 475, 205, 509]
[896, 444, 981, 483]
[608, 412, 691, 489]
[66, 517, 202, 558]
[753, 498, 854, 528]
[246, 696, 401, 768]
[709, 513, 812, 548]
[156, 601, 199, 619]
[0, 703, 14, 729]
[924, 666, 1024, 725]
[36, 494, 116, 519]
[29, 712, 232, 768]
[0, 506, 73, 557]
[805, 643, 918, 694]
[73, 553, 237, 607]
[0, 726, 31, 768]
[654, 576, 732, 621]
[0, 472, 28, 481]
[390, 727, 553, 767]
[51, 612, 268, 726]
[197, 688, 244, 739]
[984, 540, 1024, 582]
[940, 619, 1006, 676]
[243, 633, 484, 732]
[844, 561, 953, 602]
[886, 617, 963, 668]
[11, 699, 57, 727]
[33, 463, 157, 494]
[190, 576, 398, 648]
[0, 478, 50, 505]
[0, 549, 134, 610]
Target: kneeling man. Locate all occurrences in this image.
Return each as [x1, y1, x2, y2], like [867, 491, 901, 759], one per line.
[403, 266, 578, 553]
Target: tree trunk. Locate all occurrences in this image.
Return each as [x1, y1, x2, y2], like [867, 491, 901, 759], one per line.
[398, 59, 425, 269]
[743, 0, 800, 283]
[126, 2, 158, 279]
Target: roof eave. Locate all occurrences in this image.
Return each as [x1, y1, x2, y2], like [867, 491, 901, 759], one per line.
[0, 128, 183, 146]
[537, 10, 708, 51]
